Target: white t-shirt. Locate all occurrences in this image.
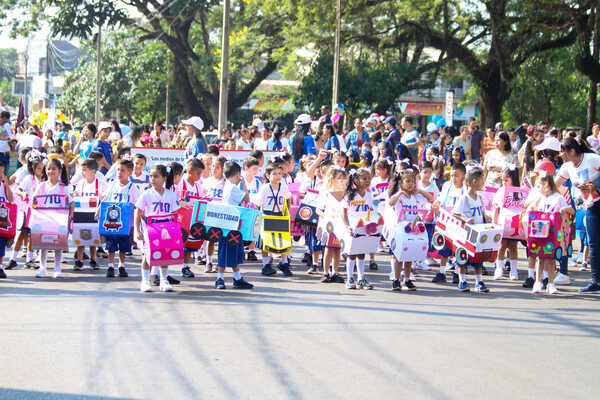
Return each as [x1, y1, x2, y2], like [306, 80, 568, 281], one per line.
[558, 153, 600, 207]
[71, 169, 106, 187]
[32, 182, 73, 207]
[203, 177, 225, 199]
[453, 193, 485, 224]
[393, 192, 429, 222]
[536, 192, 570, 213]
[104, 163, 118, 182]
[19, 174, 41, 197]
[253, 137, 268, 151]
[237, 139, 253, 150]
[402, 128, 419, 147]
[74, 177, 107, 198]
[320, 191, 346, 218]
[19, 134, 42, 150]
[223, 180, 245, 206]
[129, 171, 150, 191]
[175, 177, 203, 200]
[344, 191, 375, 217]
[257, 182, 291, 212]
[439, 182, 465, 208]
[0, 122, 12, 152]
[108, 130, 122, 142]
[13, 166, 31, 186]
[135, 187, 179, 217]
[418, 181, 440, 201]
[103, 181, 141, 205]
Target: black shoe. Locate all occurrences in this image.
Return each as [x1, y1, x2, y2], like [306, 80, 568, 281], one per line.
[432, 272, 446, 283]
[522, 277, 535, 288]
[452, 272, 459, 284]
[82, 252, 90, 260]
[542, 277, 548, 290]
[106, 266, 115, 278]
[0, 269, 6, 279]
[369, 261, 378, 270]
[246, 251, 258, 261]
[262, 263, 277, 276]
[233, 277, 253, 289]
[330, 273, 345, 283]
[73, 260, 83, 271]
[5, 260, 17, 270]
[118, 267, 128, 277]
[392, 279, 401, 291]
[278, 262, 293, 277]
[580, 282, 600, 293]
[97, 247, 108, 258]
[320, 274, 331, 283]
[182, 266, 195, 278]
[167, 275, 180, 285]
[404, 280, 417, 291]
[152, 275, 160, 286]
[90, 260, 99, 270]
[215, 277, 226, 289]
[302, 252, 310, 263]
[125, 251, 133, 256]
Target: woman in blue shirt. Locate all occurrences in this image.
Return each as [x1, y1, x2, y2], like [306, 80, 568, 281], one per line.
[267, 126, 284, 150]
[73, 122, 96, 161]
[322, 123, 341, 151]
[93, 122, 114, 174]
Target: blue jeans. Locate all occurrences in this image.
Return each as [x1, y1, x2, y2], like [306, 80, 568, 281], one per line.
[586, 202, 600, 283]
[0, 152, 9, 169]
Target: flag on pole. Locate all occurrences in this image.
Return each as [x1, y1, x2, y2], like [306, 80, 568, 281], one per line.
[16, 97, 25, 128]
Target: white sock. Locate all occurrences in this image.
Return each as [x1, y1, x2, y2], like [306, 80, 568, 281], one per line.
[40, 250, 48, 269]
[509, 259, 518, 272]
[141, 268, 150, 282]
[496, 259, 504, 270]
[233, 270, 241, 280]
[391, 262, 396, 278]
[357, 259, 365, 281]
[10, 248, 17, 261]
[475, 274, 482, 283]
[26, 251, 33, 262]
[159, 267, 168, 284]
[281, 254, 288, 264]
[346, 258, 355, 281]
[206, 255, 212, 264]
[108, 263, 114, 268]
[217, 271, 224, 279]
[150, 266, 159, 275]
[459, 273, 467, 283]
[439, 264, 446, 274]
[262, 256, 270, 266]
[543, 271, 548, 279]
[528, 268, 535, 278]
[118, 262, 125, 269]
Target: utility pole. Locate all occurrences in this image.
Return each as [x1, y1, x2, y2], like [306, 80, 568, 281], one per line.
[331, 0, 341, 111]
[24, 38, 29, 117]
[95, 24, 102, 125]
[165, 27, 171, 128]
[218, 0, 230, 134]
[45, 36, 50, 108]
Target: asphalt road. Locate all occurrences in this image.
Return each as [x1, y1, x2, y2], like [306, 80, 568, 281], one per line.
[0, 245, 598, 400]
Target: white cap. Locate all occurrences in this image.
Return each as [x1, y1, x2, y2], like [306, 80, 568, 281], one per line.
[98, 121, 111, 131]
[181, 116, 204, 131]
[295, 113, 311, 125]
[535, 136, 561, 152]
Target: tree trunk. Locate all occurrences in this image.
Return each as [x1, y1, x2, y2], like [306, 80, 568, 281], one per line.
[587, 8, 599, 130]
[479, 90, 503, 130]
[172, 57, 211, 124]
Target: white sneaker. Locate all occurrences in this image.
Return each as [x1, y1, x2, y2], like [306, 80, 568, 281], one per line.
[493, 266, 504, 280]
[53, 271, 62, 279]
[553, 272, 571, 285]
[547, 283, 559, 295]
[160, 281, 174, 292]
[575, 252, 584, 264]
[568, 258, 578, 268]
[532, 281, 544, 293]
[409, 273, 416, 281]
[579, 262, 588, 271]
[35, 268, 47, 278]
[415, 261, 431, 271]
[425, 256, 439, 266]
[140, 280, 152, 292]
[509, 268, 519, 280]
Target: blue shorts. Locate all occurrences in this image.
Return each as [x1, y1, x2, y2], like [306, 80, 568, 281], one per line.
[106, 236, 131, 253]
[468, 261, 483, 269]
[577, 230, 588, 247]
[184, 247, 197, 253]
[0, 237, 6, 257]
[425, 223, 434, 251]
[217, 236, 244, 269]
[438, 247, 453, 258]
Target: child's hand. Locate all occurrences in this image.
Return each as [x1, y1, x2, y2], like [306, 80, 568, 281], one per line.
[137, 231, 143, 241]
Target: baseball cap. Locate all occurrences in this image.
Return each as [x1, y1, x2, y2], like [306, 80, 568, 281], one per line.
[294, 114, 312, 125]
[181, 116, 204, 131]
[98, 121, 111, 131]
[535, 136, 561, 152]
[384, 116, 396, 126]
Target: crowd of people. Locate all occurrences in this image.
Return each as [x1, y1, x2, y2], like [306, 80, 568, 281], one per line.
[0, 107, 598, 295]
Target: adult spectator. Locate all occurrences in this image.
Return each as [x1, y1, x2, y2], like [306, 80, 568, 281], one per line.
[323, 123, 342, 151]
[555, 137, 600, 293]
[482, 128, 496, 158]
[267, 126, 285, 150]
[109, 120, 122, 142]
[588, 123, 600, 150]
[251, 114, 264, 132]
[400, 116, 419, 158]
[290, 114, 316, 166]
[483, 131, 519, 187]
[319, 106, 331, 124]
[42, 129, 55, 148]
[345, 118, 370, 151]
[73, 122, 97, 161]
[453, 126, 472, 160]
[182, 116, 208, 156]
[151, 121, 169, 147]
[0, 111, 12, 167]
[236, 128, 254, 150]
[468, 117, 484, 162]
[384, 116, 400, 149]
[253, 126, 270, 150]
